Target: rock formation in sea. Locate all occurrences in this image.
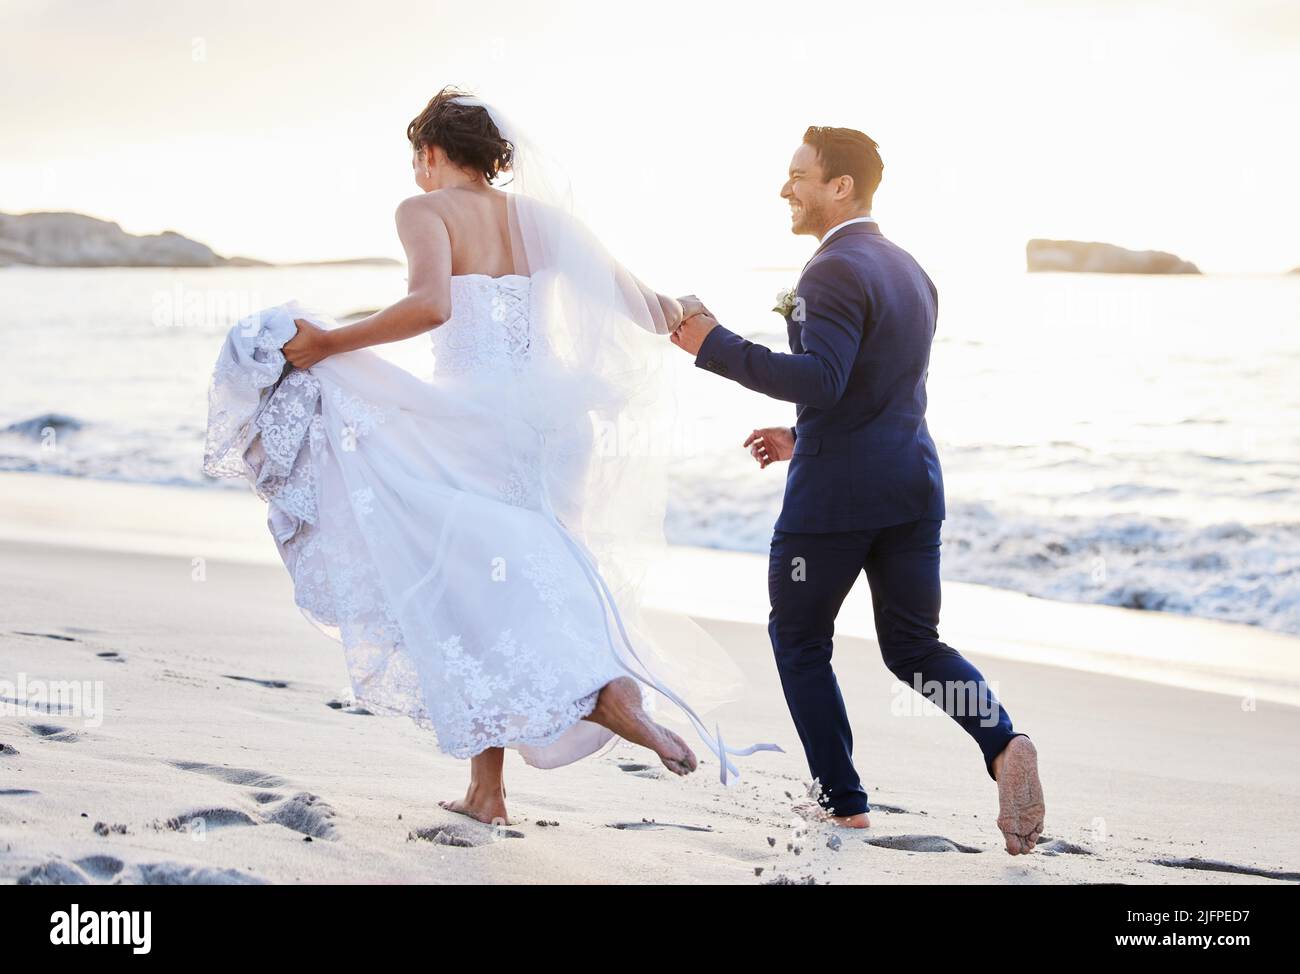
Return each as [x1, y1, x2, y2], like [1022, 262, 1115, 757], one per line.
[0, 211, 243, 267]
[0, 211, 399, 268]
[1026, 238, 1200, 274]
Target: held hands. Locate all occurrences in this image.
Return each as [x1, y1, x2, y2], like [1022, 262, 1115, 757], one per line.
[678, 294, 709, 321]
[743, 427, 795, 469]
[283, 319, 333, 370]
[669, 293, 718, 355]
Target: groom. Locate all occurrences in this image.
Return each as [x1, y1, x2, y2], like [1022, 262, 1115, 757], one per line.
[670, 126, 1045, 854]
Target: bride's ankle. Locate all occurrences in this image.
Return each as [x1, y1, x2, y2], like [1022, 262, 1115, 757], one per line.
[465, 779, 505, 799]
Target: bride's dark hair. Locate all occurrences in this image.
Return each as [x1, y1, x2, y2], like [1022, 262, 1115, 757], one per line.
[407, 86, 514, 183]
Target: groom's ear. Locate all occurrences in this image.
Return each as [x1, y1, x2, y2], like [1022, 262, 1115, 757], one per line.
[833, 173, 856, 201]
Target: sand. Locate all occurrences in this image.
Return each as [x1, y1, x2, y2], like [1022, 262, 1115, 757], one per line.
[2, 472, 1298, 885]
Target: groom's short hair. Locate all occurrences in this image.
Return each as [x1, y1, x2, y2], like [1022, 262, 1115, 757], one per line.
[803, 126, 883, 206]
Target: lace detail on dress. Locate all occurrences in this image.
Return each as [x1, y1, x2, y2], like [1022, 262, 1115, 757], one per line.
[430, 275, 538, 378]
[330, 386, 389, 451]
[498, 454, 544, 509]
[524, 548, 566, 618]
[432, 626, 603, 754]
[205, 296, 634, 766]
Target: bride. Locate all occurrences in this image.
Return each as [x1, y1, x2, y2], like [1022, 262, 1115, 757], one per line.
[203, 87, 774, 825]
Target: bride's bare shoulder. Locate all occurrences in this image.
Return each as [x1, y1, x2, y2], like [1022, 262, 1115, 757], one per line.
[395, 193, 464, 237]
[397, 187, 506, 222]
[395, 191, 445, 218]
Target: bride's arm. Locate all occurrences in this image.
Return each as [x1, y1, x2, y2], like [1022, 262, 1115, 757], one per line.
[284, 197, 451, 367]
[325, 197, 454, 354]
[613, 266, 683, 335]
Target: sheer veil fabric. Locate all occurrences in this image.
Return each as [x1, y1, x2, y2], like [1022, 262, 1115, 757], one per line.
[203, 96, 780, 781]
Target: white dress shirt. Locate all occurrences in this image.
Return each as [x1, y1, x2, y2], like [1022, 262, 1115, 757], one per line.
[820, 215, 876, 245]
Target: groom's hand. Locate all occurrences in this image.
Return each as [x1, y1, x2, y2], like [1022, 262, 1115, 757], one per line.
[743, 427, 795, 468]
[670, 311, 718, 355]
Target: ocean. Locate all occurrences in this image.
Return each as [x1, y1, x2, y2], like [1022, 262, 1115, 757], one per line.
[2, 264, 1297, 635]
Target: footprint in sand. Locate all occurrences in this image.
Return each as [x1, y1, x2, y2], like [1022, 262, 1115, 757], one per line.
[222, 674, 289, 689]
[607, 820, 714, 833]
[75, 855, 125, 882]
[870, 803, 912, 815]
[1036, 837, 1094, 856]
[1150, 857, 1300, 883]
[617, 762, 662, 779]
[28, 723, 80, 743]
[96, 651, 125, 663]
[165, 807, 259, 832]
[0, 743, 19, 756]
[17, 860, 92, 885]
[0, 788, 39, 796]
[264, 792, 338, 839]
[409, 822, 524, 847]
[165, 763, 338, 837]
[13, 630, 77, 641]
[23, 857, 264, 885]
[131, 862, 267, 885]
[325, 698, 373, 715]
[165, 762, 338, 837]
[865, 834, 983, 854]
[168, 760, 289, 789]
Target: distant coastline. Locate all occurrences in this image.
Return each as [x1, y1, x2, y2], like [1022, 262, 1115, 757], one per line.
[0, 210, 399, 269]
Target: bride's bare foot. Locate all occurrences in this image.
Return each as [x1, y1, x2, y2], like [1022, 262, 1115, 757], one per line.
[589, 676, 698, 776]
[991, 735, 1045, 855]
[439, 783, 510, 826]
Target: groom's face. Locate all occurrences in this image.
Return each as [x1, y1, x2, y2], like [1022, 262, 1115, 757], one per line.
[781, 143, 833, 237]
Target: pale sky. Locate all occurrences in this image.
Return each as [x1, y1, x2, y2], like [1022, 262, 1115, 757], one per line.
[2, 0, 1297, 278]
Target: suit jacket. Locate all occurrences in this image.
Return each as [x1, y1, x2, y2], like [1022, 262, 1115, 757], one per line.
[694, 221, 945, 532]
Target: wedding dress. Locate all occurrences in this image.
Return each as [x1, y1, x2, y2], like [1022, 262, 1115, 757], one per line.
[204, 227, 777, 778]
[204, 95, 777, 778]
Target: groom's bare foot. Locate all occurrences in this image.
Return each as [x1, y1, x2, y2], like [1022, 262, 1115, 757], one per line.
[439, 784, 510, 826]
[830, 812, 870, 828]
[589, 676, 698, 776]
[794, 802, 870, 828]
[992, 735, 1045, 855]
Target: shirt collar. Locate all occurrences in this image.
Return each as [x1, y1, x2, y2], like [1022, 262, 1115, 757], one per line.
[819, 215, 876, 245]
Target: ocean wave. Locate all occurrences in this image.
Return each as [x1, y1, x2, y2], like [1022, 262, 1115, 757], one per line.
[939, 503, 1300, 636]
[2, 412, 85, 438]
[666, 495, 1300, 636]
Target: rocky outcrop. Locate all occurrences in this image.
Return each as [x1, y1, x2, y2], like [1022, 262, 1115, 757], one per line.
[0, 211, 236, 267]
[1026, 239, 1200, 274]
[0, 211, 398, 268]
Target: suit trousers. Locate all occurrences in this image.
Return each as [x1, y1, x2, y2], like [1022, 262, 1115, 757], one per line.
[767, 518, 1025, 817]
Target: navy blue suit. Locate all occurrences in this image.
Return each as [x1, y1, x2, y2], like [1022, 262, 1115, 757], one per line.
[695, 221, 1025, 817]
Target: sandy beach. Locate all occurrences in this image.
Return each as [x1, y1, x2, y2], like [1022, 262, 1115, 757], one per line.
[2, 471, 1298, 885]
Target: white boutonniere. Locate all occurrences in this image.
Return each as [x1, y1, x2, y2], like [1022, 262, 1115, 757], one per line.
[773, 285, 804, 321]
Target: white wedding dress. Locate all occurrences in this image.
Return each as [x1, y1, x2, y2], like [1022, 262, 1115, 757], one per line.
[204, 95, 777, 778]
[205, 270, 771, 774]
